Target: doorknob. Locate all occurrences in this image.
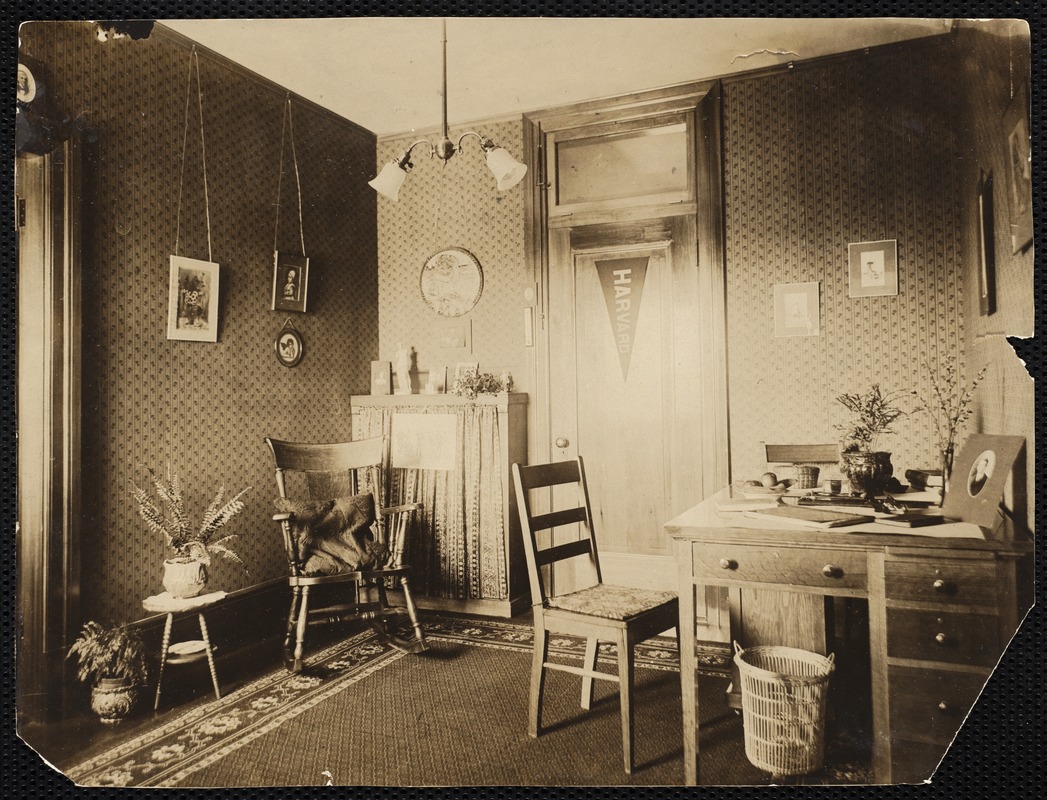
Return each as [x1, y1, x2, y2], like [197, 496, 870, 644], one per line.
[554, 437, 569, 449]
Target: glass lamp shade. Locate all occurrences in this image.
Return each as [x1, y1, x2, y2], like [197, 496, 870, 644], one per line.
[368, 161, 408, 202]
[485, 148, 528, 191]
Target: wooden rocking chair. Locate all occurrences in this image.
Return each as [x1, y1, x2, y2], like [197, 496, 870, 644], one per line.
[265, 436, 427, 672]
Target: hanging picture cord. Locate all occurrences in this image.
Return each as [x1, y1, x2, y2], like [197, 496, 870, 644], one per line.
[174, 46, 214, 262]
[273, 95, 307, 257]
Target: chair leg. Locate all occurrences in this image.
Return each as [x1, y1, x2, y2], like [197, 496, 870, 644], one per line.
[581, 637, 598, 710]
[371, 575, 428, 654]
[399, 575, 428, 651]
[291, 586, 310, 673]
[283, 586, 301, 669]
[617, 629, 635, 774]
[529, 619, 549, 738]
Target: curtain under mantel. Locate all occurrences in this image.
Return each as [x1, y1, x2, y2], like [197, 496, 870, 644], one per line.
[355, 404, 507, 601]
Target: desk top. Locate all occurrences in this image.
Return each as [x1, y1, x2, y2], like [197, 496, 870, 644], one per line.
[665, 487, 1031, 554]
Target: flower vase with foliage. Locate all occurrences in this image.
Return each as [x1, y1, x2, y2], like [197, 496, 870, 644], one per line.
[66, 621, 148, 724]
[913, 359, 987, 503]
[132, 466, 250, 598]
[834, 384, 909, 498]
[450, 370, 508, 400]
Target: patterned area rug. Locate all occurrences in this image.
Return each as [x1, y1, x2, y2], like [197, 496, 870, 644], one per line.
[64, 617, 806, 788]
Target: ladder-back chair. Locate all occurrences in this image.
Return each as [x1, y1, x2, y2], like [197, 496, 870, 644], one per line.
[512, 457, 679, 774]
[266, 436, 427, 672]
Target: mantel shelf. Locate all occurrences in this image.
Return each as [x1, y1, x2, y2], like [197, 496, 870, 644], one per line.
[351, 392, 528, 409]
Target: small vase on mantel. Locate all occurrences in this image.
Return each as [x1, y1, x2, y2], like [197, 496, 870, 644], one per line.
[939, 446, 955, 507]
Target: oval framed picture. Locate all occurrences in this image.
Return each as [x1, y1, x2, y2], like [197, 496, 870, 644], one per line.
[420, 247, 483, 317]
[275, 325, 303, 368]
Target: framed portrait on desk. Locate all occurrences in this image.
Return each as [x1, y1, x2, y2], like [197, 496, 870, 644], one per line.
[941, 434, 1025, 529]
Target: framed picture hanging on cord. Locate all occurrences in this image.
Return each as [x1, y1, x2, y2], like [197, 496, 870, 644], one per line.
[272, 252, 309, 313]
[167, 256, 220, 342]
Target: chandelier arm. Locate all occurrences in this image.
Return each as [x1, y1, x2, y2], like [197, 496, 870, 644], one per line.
[455, 131, 497, 155]
[398, 139, 437, 169]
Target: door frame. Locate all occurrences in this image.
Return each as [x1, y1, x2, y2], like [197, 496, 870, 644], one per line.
[524, 80, 730, 494]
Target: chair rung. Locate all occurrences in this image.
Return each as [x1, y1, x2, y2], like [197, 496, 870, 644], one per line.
[543, 661, 620, 683]
[530, 506, 588, 532]
[536, 538, 592, 565]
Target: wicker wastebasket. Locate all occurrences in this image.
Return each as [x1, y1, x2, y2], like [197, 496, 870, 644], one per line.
[733, 642, 835, 777]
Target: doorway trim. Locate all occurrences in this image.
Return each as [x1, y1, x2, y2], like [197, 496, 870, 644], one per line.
[524, 80, 730, 494]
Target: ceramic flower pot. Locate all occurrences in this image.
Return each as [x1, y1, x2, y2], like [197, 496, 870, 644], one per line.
[162, 558, 208, 598]
[91, 677, 138, 724]
[841, 451, 894, 499]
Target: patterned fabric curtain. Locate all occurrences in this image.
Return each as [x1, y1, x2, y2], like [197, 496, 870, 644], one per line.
[355, 404, 506, 600]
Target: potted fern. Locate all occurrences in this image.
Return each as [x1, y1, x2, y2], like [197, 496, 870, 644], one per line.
[132, 466, 250, 598]
[834, 384, 908, 498]
[66, 621, 147, 724]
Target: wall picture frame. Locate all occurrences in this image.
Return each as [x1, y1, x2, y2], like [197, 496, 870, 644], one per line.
[274, 319, 304, 368]
[167, 255, 220, 342]
[773, 282, 820, 337]
[271, 251, 309, 313]
[1001, 81, 1033, 253]
[977, 169, 997, 316]
[847, 239, 898, 297]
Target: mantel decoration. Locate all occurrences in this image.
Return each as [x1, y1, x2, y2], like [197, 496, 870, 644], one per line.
[275, 318, 304, 368]
[169, 46, 220, 343]
[66, 621, 148, 724]
[132, 466, 250, 598]
[834, 384, 908, 498]
[420, 248, 484, 317]
[913, 359, 987, 503]
[450, 369, 511, 400]
[367, 18, 527, 202]
[271, 97, 310, 313]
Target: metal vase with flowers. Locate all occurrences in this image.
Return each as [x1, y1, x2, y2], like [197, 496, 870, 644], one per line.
[834, 384, 909, 499]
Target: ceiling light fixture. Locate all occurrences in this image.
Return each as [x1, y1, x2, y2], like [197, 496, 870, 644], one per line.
[368, 19, 528, 202]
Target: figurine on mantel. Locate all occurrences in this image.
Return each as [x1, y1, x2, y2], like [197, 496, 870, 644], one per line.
[394, 343, 414, 395]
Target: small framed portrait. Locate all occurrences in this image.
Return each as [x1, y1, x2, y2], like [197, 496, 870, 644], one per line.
[773, 282, 820, 337]
[848, 239, 898, 297]
[455, 362, 479, 382]
[167, 255, 220, 342]
[271, 252, 309, 313]
[1001, 82, 1032, 253]
[977, 170, 997, 316]
[274, 320, 304, 368]
[942, 433, 1025, 530]
[17, 61, 37, 104]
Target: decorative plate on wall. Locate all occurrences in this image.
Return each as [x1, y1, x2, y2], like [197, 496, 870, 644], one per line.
[420, 248, 484, 317]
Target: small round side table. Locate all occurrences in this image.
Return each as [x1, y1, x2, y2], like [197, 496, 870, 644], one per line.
[142, 590, 227, 711]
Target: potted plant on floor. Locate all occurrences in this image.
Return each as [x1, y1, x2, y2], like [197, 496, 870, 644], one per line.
[132, 466, 250, 598]
[67, 621, 148, 724]
[834, 384, 909, 499]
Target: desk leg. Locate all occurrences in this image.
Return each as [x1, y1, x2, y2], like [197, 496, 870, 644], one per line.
[867, 552, 891, 783]
[154, 613, 173, 712]
[677, 541, 699, 785]
[198, 612, 221, 700]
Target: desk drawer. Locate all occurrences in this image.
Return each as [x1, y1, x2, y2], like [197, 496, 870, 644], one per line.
[888, 664, 987, 745]
[883, 557, 998, 607]
[691, 543, 867, 591]
[887, 608, 1000, 667]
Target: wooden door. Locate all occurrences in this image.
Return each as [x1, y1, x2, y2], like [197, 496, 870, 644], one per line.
[547, 216, 709, 593]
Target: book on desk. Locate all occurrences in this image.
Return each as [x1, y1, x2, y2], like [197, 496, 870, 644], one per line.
[743, 505, 875, 528]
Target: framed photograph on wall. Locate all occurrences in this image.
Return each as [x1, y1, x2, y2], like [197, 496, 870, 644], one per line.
[977, 170, 997, 316]
[773, 282, 820, 337]
[167, 255, 219, 342]
[1002, 82, 1032, 253]
[847, 239, 898, 297]
[274, 319, 304, 368]
[271, 251, 309, 313]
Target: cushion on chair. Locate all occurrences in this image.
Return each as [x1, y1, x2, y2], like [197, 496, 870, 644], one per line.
[546, 583, 677, 620]
[274, 493, 389, 576]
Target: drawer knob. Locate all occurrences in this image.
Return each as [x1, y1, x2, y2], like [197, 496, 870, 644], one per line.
[937, 700, 950, 713]
[932, 578, 954, 594]
[822, 564, 842, 578]
[719, 558, 737, 571]
[934, 632, 949, 646]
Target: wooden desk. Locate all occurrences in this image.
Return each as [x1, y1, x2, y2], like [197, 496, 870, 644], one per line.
[666, 489, 1030, 785]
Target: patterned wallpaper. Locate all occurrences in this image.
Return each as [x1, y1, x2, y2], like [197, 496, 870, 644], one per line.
[722, 42, 971, 484]
[374, 120, 532, 397]
[20, 22, 379, 624]
[953, 22, 1035, 531]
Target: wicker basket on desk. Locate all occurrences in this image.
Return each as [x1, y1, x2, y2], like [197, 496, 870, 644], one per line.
[734, 643, 835, 777]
